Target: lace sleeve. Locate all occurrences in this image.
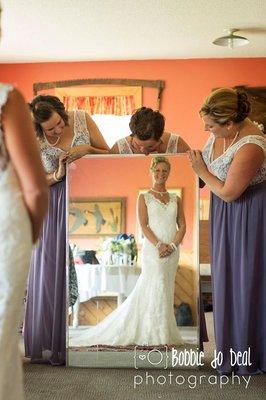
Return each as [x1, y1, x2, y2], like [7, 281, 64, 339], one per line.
[169, 193, 177, 202]
[73, 110, 91, 146]
[0, 84, 13, 114]
[201, 135, 214, 167]
[166, 134, 179, 154]
[0, 84, 14, 171]
[40, 144, 63, 173]
[117, 138, 132, 154]
[209, 135, 266, 185]
[233, 136, 266, 155]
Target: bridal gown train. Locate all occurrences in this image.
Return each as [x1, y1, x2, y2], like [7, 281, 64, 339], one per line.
[0, 84, 33, 399]
[70, 192, 184, 347]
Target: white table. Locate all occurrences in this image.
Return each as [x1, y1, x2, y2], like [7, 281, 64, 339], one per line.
[71, 264, 141, 327]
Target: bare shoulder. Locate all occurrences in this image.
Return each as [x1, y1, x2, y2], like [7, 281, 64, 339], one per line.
[138, 192, 145, 201]
[5, 87, 25, 107]
[138, 193, 148, 213]
[84, 111, 92, 118]
[138, 193, 147, 206]
[68, 110, 74, 119]
[110, 136, 131, 153]
[175, 195, 182, 204]
[2, 88, 28, 119]
[177, 136, 190, 152]
[110, 142, 119, 153]
[235, 141, 265, 161]
[84, 111, 94, 123]
[122, 135, 131, 143]
[163, 131, 171, 139]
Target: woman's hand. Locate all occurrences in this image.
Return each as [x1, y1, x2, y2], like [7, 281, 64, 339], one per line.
[65, 145, 91, 163]
[158, 243, 173, 258]
[187, 150, 208, 176]
[56, 153, 68, 179]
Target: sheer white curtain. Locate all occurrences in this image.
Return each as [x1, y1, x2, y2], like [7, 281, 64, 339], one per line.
[91, 114, 132, 148]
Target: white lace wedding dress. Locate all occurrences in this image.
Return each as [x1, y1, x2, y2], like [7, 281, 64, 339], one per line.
[0, 84, 33, 400]
[70, 192, 184, 347]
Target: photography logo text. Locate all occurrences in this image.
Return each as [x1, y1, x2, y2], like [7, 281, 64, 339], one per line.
[133, 346, 252, 389]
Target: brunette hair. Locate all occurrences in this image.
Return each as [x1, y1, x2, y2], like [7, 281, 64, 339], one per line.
[200, 88, 251, 125]
[29, 95, 69, 139]
[129, 107, 165, 141]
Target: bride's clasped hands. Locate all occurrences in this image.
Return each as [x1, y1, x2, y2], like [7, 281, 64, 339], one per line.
[158, 242, 174, 258]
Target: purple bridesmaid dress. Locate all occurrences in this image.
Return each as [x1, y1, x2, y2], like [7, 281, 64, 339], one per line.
[203, 134, 266, 375]
[24, 110, 91, 365]
[24, 179, 66, 365]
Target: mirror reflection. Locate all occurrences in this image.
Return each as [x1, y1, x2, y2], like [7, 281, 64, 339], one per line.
[67, 154, 199, 368]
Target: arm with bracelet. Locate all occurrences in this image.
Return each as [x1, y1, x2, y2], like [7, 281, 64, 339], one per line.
[46, 153, 68, 186]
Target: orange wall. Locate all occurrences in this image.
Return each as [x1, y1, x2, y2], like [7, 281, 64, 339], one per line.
[68, 155, 196, 252]
[0, 58, 266, 150]
[1, 58, 265, 202]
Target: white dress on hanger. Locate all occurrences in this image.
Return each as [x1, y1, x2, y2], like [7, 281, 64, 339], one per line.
[0, 84, 33, 400]
[70, 192, 184, 347]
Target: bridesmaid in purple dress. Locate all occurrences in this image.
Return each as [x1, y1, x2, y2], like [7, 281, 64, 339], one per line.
[189, 88, 266, 375]
[24, 95, 109, 365]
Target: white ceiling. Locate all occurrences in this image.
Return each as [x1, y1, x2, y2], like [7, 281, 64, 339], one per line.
[0, 0, 266, 63]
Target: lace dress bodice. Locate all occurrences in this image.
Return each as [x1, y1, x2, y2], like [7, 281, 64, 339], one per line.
[0, 84, 13, 172]
[116, 133, 179, 154]
[40, 110, 91, 173]
[143, 191, 178, 243]
[202, 134, 266, 185]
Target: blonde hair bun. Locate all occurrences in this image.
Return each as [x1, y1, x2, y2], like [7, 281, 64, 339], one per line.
[200, 87, 250, 125]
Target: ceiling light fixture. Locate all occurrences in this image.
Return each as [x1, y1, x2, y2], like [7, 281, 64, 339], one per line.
[213, 29, 249, 49]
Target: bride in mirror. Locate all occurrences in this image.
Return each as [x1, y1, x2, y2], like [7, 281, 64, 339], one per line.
[70, 155, 186, 347]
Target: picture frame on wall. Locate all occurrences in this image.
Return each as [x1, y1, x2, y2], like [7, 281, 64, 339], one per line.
[69, 197, 126, 237]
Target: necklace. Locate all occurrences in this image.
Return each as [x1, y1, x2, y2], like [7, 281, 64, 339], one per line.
[43, 133, 61, 148]
[223, 130, 240, 153]
[150, 188, 168, 197]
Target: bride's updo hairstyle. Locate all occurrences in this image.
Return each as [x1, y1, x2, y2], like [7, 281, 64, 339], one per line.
[29, 95, 69, 139]
[150, 156, 171, 172]
[200, 88, 251, 125]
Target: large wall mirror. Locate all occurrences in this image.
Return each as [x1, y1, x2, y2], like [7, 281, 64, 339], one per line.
[66, 154, 200, 368]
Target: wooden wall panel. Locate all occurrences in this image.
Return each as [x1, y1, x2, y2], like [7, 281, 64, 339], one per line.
[199, 220, 210, 263]
[76, 264, 198, 327]
[78, 298, 117, 326]
[174, 265, 197, 325]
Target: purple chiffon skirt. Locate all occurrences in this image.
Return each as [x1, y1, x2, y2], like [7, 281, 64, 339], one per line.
[24, 179, 66, 365]
[210, 180, 266, 375]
